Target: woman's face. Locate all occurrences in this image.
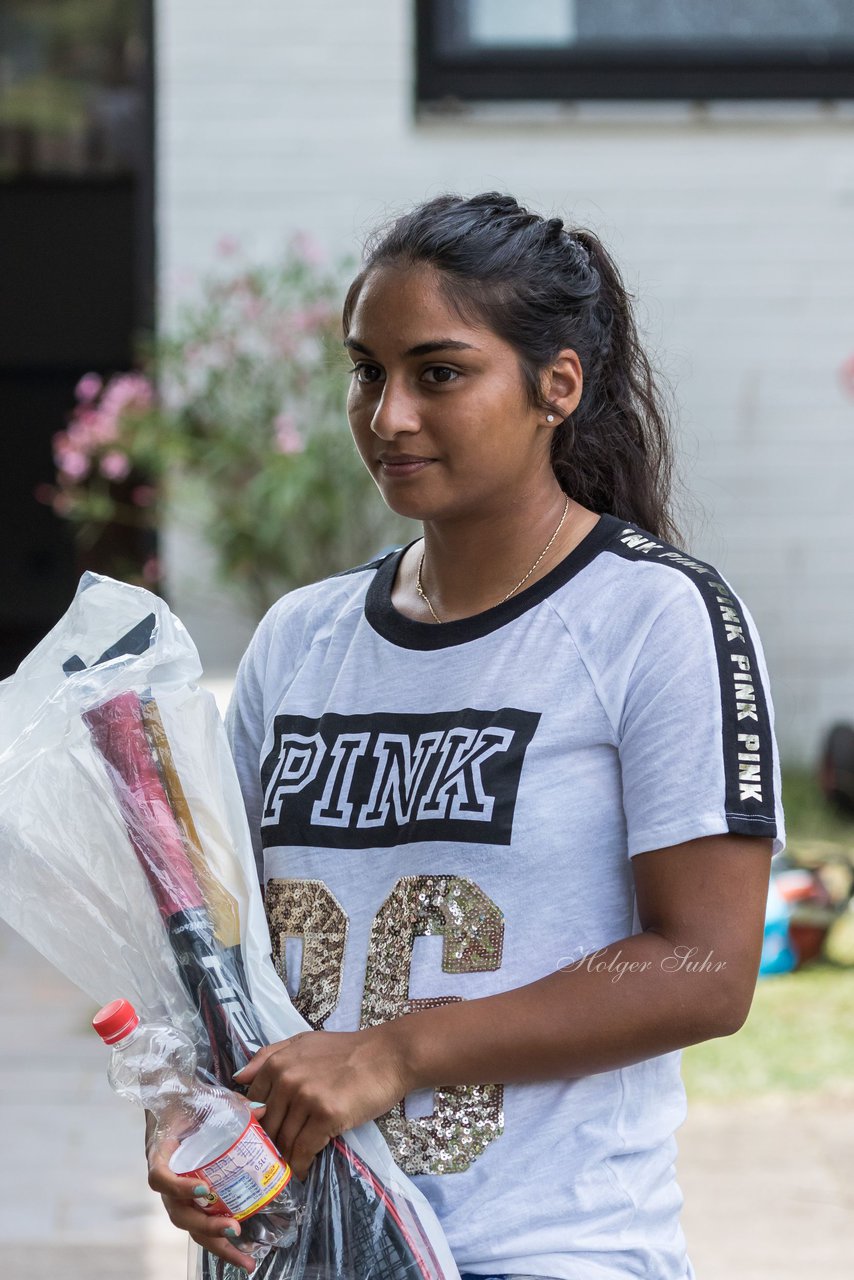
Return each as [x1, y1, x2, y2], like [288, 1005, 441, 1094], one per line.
[344, 264, 569, 523]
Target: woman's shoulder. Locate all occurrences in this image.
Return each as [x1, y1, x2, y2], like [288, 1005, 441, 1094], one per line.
[561, 516, 740, 632]
[602, 520, 734, 592]
[601, 522, 758, 653]
[230, 549, 399, 724]
[247, 548, 398, 663]
[556, 516, 766, 700]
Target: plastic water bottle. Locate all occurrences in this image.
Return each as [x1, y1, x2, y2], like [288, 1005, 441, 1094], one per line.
[93, 999, 303, 1259]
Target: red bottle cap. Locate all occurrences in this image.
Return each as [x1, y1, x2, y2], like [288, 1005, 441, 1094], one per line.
[93, 998, 140, 1044]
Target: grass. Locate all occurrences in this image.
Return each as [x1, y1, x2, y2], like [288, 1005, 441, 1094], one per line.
[780, 767, 854, 854]
[681, 767, 854, 1102]
[682, 960, 854, 1101]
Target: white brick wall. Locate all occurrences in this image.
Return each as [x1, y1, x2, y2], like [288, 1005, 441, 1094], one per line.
[155, 0, 854, 766]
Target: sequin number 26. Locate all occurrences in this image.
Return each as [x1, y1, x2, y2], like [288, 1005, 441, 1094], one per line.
[264, 874, 505, 1175]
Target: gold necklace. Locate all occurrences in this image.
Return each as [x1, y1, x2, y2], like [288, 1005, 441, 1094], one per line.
[415, 494, 570, 624]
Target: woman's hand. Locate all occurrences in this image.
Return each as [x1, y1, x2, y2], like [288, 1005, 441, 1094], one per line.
[233, 1025, 410, 1181]
[145, 1124, 260, 1274]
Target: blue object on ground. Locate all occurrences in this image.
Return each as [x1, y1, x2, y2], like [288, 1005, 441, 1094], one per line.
[759, 875, 797, 976]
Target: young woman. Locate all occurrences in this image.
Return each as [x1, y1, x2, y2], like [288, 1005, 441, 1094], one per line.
[149, 192, 785, 1279]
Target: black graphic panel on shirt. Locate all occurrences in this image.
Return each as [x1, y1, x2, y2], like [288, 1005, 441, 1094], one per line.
[259, 708, 540, 849]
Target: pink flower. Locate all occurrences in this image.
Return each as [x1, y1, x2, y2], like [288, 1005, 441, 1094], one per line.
[63, 454, 90, 479]
[274, 412, 304, 455]
[80, 374, 151, 449]
[75, 372, 103, 403]
[131, 484, 157, 508]
[54, 433, 91, 480]
[216, 235, 241, 259]
[100, 451, 131, 482]
[96, 412, 121, 445]
[52, 492, 74, 517]
[100, 372, 153, 416]
[290, 230, 326, 266]
[68, 407, 111, 451]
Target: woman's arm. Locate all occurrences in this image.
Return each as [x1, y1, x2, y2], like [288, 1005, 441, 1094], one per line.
[236, 831, 772, 1177]
[390, 831, 772, 1089]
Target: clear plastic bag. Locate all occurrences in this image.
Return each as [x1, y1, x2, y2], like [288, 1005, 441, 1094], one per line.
[0, 572, 459, 1280]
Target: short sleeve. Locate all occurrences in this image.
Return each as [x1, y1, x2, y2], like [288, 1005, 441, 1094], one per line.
[617, 573, 785, 859]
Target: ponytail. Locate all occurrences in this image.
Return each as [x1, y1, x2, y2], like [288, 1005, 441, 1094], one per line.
[551, 229, 681, 544]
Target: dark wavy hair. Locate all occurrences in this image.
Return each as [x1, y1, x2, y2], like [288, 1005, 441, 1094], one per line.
[342, 191, 683, 545]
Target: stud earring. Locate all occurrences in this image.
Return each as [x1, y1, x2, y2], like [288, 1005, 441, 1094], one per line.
[546, 414, 556, 422]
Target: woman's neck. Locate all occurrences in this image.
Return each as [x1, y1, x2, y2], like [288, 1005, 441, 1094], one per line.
[400, 490, 600, 623]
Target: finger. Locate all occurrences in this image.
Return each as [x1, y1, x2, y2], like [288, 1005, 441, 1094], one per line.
[289, 1116, 332, 1183]
[235, 1032, 313, 1087]
[163, 1200, 237, 1235]
[276, 1101, 311, 1167]
[148, 1159, 214, 1204]
[232, 1042, 279, 1084]
[145, 1113, 176, 1165]
[243, 1037, 311, 1103]
[255, 1080, 290, 1152]
[189, 1223, 258, 1274]
[146, 1129, 180, 1169]
[243, 1051, 285, 1103]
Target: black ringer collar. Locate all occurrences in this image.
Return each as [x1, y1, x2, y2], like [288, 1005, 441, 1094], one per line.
[364, 512, 622, 650]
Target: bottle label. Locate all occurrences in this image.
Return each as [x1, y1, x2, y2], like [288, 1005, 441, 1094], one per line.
[181, 1118, 293, 1221]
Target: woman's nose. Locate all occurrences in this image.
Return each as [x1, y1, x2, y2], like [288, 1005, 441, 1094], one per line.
[369, 379, 420, 439]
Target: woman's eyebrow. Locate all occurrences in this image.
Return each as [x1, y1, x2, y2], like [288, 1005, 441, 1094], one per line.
[343, 338, 480, 357]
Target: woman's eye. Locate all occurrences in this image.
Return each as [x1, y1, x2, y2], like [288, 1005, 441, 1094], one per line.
[351, 363, 382, 384]
[424, 366, 459, 384]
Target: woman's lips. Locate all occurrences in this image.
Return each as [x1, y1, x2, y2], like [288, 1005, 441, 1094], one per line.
[378, 458, 435, 477]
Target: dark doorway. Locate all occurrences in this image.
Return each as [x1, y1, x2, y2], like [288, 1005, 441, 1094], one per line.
[0, 0, 154, 676]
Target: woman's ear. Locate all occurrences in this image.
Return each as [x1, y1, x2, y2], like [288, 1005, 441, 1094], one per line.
[542, 349, 583, 421]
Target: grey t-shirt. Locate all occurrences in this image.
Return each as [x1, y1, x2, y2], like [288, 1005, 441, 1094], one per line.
[225, 512, 784, 1280]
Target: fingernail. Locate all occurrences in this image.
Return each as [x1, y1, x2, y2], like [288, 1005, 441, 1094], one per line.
[193, 1184, 208, 1197]
[232, 1068, 245, 1077]
[225, 1227, 240, 1239]
[248, 1100, 265, 1110]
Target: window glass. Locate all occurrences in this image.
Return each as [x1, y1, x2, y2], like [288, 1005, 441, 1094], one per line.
[467, 0, 577, 48]
[450, 0, 854, 52]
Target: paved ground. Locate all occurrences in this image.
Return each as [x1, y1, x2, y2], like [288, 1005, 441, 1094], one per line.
[1, 918, 851, 1280]
[0, 920, 187, 1280]
[679, 1093, 854, 1279]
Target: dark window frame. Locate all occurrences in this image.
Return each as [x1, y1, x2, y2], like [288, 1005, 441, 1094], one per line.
[415, 0, 854, 104]
[0, 0, 157, 674]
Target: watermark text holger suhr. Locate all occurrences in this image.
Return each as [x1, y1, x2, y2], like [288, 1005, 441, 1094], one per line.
[556, 945, 728, 984]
